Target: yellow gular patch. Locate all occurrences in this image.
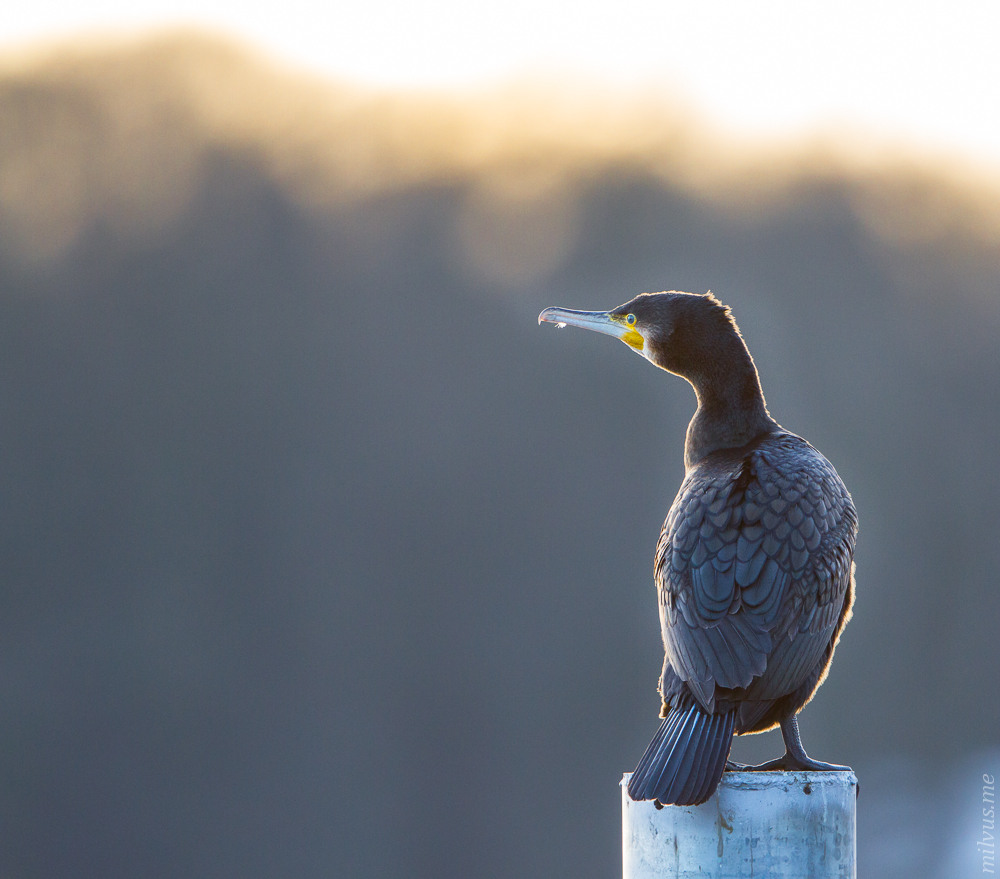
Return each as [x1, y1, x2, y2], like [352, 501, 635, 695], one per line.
[622, 328, 644, 351]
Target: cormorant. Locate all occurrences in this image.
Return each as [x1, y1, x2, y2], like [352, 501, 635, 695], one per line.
[538, 291, 857, 807]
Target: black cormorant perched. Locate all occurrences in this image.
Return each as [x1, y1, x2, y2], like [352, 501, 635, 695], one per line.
[538, 291, 857, 807]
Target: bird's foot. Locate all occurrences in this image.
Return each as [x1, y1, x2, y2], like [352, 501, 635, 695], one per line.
[785, 755, 852, 772]
[761, 716, 852, 773]
[735, 753, 851, 773]
[724, 759, 751, 772]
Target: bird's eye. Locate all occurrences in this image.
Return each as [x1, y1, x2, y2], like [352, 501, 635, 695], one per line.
[626, 313, 636, 326]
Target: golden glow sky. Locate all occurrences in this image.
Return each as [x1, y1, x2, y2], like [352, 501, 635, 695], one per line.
[4, 0, 1000, 166]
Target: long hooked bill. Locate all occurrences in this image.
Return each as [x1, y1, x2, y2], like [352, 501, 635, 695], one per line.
[537, 307, 626, 339]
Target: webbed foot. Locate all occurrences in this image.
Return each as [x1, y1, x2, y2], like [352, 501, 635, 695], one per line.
[730, 715, 852, 773]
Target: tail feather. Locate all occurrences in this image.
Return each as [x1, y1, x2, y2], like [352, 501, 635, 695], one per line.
[670, 711, 719, 804]
[628, 707, 686, 796]
[644, 703, 700, 800]
[627, 704, 735, 805]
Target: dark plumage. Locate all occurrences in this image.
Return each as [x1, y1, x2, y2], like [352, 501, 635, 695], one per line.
[539, 291, 857, 807]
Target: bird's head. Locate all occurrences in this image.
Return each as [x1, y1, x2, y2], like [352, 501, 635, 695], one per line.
[539, 290, 774, 466]
[538, 291, 737, 379]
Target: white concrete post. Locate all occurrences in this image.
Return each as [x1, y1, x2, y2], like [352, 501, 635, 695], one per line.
[621, 769, 857, 879]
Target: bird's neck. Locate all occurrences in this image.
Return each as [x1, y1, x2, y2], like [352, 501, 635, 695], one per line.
[682, 349, 776, 471]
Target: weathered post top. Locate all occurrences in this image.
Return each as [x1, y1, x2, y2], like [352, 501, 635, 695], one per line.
[622, 769, 858, 879]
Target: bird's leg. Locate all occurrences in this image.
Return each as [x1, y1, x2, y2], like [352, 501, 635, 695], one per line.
[777, 715, 851, 771]
[731, 715, 851, 772]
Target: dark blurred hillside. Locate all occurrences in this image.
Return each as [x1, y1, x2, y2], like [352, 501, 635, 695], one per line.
[0, 32, 997, 879]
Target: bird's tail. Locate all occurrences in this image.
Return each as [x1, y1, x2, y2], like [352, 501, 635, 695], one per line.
[626, 703, 735, 806]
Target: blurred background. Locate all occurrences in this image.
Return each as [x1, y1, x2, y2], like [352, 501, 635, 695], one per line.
[1, 3, 999, 877]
